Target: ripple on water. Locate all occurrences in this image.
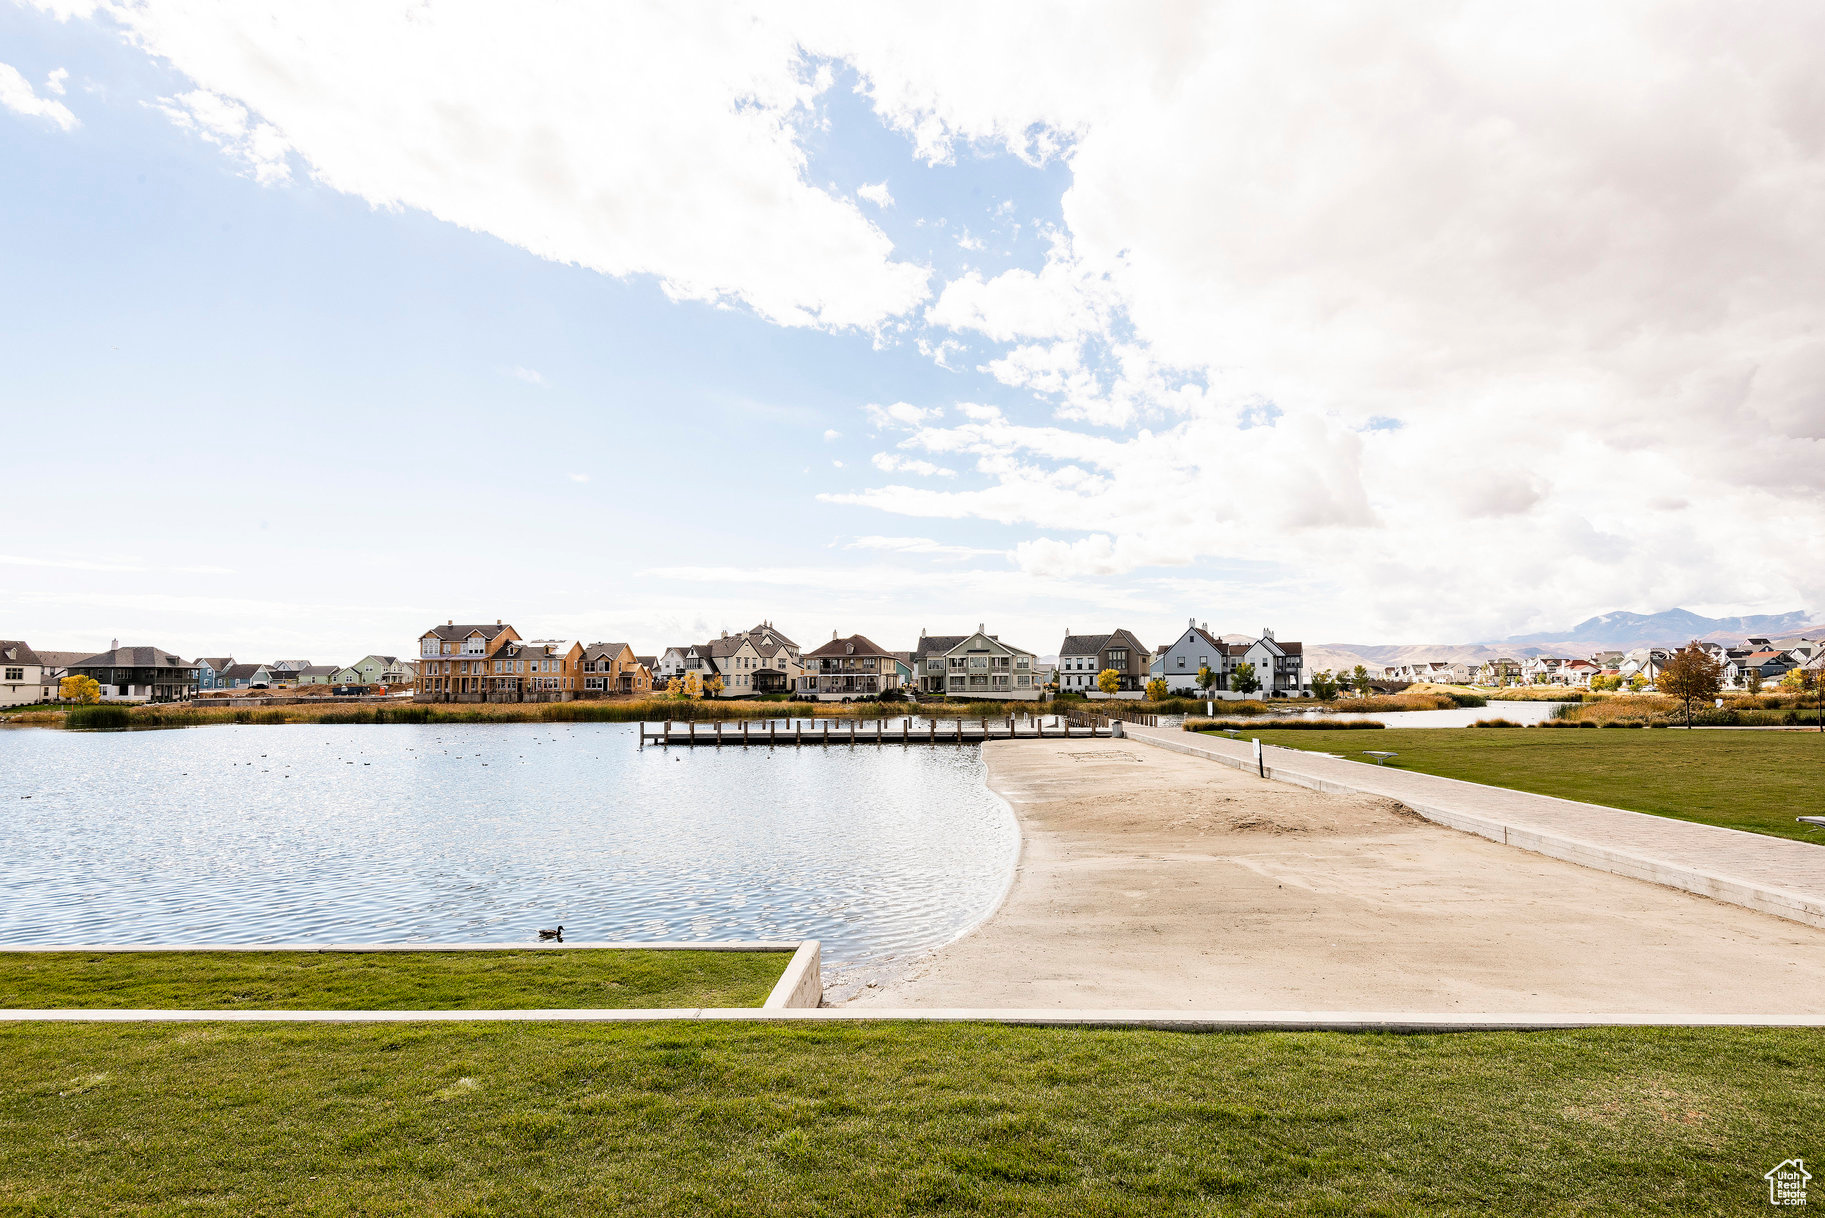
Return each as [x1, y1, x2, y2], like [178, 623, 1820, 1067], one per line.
[0, 722, 1019, 969]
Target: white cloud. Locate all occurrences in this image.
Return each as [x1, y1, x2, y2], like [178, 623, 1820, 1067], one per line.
[870, 451, 956, 478]
[857, 181, 893, 208]
[844, 535, 1002, 558]
[510, 365, 547, 386]
[823, 428, 841, 441]
[153, 88, 290, 183]
[0, 61, 78, 131]
[80, 1, 930, 329]
[863, 400, 940, 430]
[568, 472, 589, 483]
[44, 68, 68, 95]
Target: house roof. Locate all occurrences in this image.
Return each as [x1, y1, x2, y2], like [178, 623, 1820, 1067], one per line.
[300, 665, 340, 677]
[0, 641, 43, 666]
[634, 655, 656, 668]
[32, 650, 91, 669]
[70, 646, 191, 670]
[583, 642, 631, 661]
[913, 634, 968, 661]
[741, 622, 797, 648]
[1060, 628, 1149, 660]
[1744, 650, 1789, 663]
[806, 633, 897, 659]
[197, 656, 233, 670]
[222, 663, 263, 680]
[355, 654, 398, 666]
[423, 622, 514, 641]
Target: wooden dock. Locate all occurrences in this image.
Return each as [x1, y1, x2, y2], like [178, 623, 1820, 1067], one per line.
[639, 717, 1115, 747]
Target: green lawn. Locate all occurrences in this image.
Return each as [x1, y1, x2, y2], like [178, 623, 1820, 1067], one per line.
[0, 950, 788, 1011]
[1235, 728, 1825, 843]
[0, 1021, 1817, 1214]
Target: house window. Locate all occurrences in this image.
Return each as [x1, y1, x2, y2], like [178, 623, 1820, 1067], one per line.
[1176, 656, 1186, 668]
[422, 639, 438, 656]
[3, 668, 20, 681]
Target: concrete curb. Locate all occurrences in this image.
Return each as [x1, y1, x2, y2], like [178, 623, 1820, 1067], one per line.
[1132, 729, 1825, 931]
[2, 1007, 1818, 1030]
[763, 940, 824, 1008]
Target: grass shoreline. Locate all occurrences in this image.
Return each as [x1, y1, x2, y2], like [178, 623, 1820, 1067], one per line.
[1239, 727, 1825, 843]
[0, 949, 789, 1012]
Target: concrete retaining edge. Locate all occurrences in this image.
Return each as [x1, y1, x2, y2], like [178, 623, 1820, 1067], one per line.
[1136, 730, 1825, 930]
[763, 940, 824, 1009]
[2, 1007, 1819, 1030]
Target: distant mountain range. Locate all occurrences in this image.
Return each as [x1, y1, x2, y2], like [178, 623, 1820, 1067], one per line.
[1306, 607, 1821, 677]
[1501, 608, 1820, 648]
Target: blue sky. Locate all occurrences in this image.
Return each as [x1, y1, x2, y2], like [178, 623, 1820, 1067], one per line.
[3, 3, 1821, 662]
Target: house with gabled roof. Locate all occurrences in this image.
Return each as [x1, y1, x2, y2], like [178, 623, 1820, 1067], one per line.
[799, 632, 909, 701]
[581, 642, 652, 696]
[1149, 619, 1307, 698]
[911, 626, 1039, 701]
[1057, 628, 1150, 697]
[67, 645, 199, 702]
[1150, 620, 1230, 696]
[415, 620, 522, 701]
[1, 641, 45, 707]
[194, 656, 235, 691]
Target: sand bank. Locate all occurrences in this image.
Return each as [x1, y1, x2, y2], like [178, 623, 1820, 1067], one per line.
[851, 738, 1825, 1012]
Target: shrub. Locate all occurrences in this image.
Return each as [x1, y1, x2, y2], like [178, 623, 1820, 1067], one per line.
[1445, 693, 1487, 708]
[67, 705, 131, 730]
[1471, 718, 1523, 728]
[1192, 718, 1385, 731]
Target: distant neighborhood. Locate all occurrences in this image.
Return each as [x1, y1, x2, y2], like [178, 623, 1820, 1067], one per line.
[7, 618, 1820, 709]
[1377, 635, 1825, 691]
[0, 618, 1313, 706]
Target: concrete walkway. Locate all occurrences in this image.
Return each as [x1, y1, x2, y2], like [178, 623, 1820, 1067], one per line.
[1130, 726, 1825, 930]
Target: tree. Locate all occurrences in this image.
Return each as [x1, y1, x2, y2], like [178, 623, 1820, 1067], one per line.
[1658, 640, 1722, 728]
[1351, 665, 1371, 696]
[1196, 664, 1217, 698]
[1096, 668, 1121, 695]
[705, 675, 724, 699]
[1780, 667, 1807, 691]
[1310, 669, 1339, 700]
[60, 674, 100, 704]
[1144, 677, 1168, 701]
[1627, 672, 1648, 692]
[1745, 666, 1764, 694]
[1231, 661, 1261, 697]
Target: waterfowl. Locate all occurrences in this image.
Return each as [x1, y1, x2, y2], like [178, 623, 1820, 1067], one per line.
[538, 926, 564, 941]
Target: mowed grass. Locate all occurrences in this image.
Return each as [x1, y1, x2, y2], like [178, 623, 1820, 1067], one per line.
[0, 1021, 1818, 1215]
[1246, 728, 1825, 843]
[0, 950, 788, 1011]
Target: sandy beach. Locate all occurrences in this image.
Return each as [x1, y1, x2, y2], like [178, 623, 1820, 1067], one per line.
[851, 738, 1825, 1012]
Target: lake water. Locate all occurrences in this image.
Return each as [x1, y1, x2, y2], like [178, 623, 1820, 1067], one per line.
[0, 723, 1019, 985]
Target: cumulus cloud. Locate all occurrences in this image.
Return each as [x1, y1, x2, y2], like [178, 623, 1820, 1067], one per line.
[64, 1, 930, 329]
[871, 451, 956, 478]
[856, 181, 893, 208]
[510, 365, 547, 386]
[153, 88, 290, 182]
[844, 535, 1000, 558]
[863, 401, 940, 430]
[0, 61, 78, 130]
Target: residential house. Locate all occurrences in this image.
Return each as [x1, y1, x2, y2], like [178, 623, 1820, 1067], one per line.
[346, 655, 402, 686]
[415, 621, 523, 701]
[581, 642, 652, 696]
[393, 659, 418, 685]
[195, 657, 234, 691]
[1475, 658, 1523, 686]
[1056, 628, 1150, 697]
[1618, 648, 1671, 686]
[219, 662, 266, 689]
[1739, 649, 1798, 686]
[911, 626, 1040, 700]
[1562, 659, 1600, 687]
[33, 650, 90, 701]
[1148, 621, 1307, 698]
[67, 645, 199, 702]
[654, 647, 690, 681]
[330, 665, 363, 685]
[478, 639, 583, 702]
[0, 641, 44, 707]
[294, 665, 342, 685]
[1149, 620, 1228, 696]
[799, 632, 908, 701]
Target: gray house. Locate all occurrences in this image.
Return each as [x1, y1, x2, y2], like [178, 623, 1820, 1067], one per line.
[912, 626, 1040, 700]
[1149, 620, 1308, 698]
[67, 645, 199, 702]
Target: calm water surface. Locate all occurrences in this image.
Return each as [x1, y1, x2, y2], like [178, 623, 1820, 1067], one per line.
[0, 723, 1018, 973]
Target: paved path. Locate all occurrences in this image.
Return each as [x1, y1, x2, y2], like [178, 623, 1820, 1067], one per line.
[1129, 726, 1825, 930]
